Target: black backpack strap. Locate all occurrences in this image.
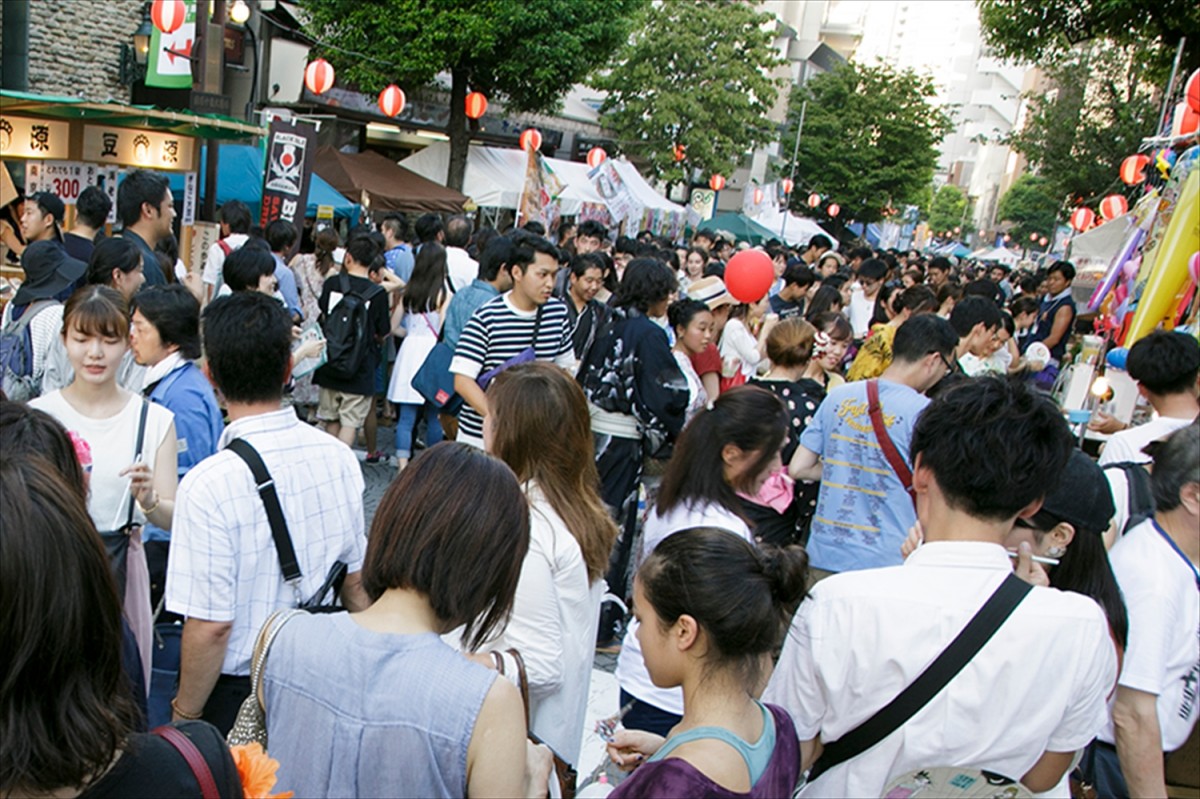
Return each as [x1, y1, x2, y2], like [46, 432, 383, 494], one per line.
[123, 398, 151, 531]
[1104, 461, 1155, 533]
[226, 438, 303, 596]
[808, 573, 1032, 782]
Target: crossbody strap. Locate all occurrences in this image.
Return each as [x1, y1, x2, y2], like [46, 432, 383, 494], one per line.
[531, 303, 545, 351]
[153, 725, 220, 799]
[226, 438, 303, 600]
[866, 379, 914, 500]
[122, 398, 151, 531]
[808, 573, 1032, 782]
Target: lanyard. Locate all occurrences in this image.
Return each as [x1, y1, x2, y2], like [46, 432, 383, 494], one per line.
[1152, 520, 1200, 591]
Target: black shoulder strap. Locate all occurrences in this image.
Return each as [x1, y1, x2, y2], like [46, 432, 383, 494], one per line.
[124, 398, 151, 530]
[808, 573, 1032, 782]
[532, 303, 545, 350]
[225, 438, 302, 586]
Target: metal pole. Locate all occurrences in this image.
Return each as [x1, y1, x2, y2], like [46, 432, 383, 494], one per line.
[782, 100, 806, 241]
[1157, 37, 1187, 136]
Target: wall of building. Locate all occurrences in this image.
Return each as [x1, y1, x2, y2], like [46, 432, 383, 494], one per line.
[26, 0, 143, 101]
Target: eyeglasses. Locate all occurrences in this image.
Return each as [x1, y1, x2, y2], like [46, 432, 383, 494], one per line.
[938, 352, 955, 375]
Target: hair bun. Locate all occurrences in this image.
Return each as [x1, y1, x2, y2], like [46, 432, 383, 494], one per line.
[760, 544, 808, 606]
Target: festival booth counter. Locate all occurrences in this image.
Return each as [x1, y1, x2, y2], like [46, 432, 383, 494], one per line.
[0, 89, 265, 300]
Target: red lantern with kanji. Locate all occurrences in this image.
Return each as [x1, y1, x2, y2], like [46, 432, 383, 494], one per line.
[807, 193, 820, 208]
[519, 128, 543, 152]
[1070, 207, 1095, 232]
[1120, 154, 1151, 185]
[752, 187, 764, 205]
[780, 178, 794, 194]
[709, 174, 726, 192]
[378, 85, 405, 118]
[465, 91, 488, 120]
[673, 143, 687, 162]
[586, 147, 607, 168]
[827, 203, 840, 218]
[1099, 194, 1128, 220]
[151, 0, 186, 34]
[304, 59, 335, 95]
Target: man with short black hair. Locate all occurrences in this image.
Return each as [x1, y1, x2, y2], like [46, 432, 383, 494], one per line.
[613, 235, 638, 279]
[691, 228, 716, 252]
[265, 220, 302, 322]
[575, 220, 608, 255]
[950, 295, 1003, 368]
[167, 292, 370, 734]
[380, 213, 414, 282]
[1030, 260, 1077, 368]
[849, 257, 889, 338]
[444, 214, 478, 293]
[63, 186, 111, 263]
[20, 191, 65, 249]
[802, 234, 833, 267]
[927, 256, 952, 290]
[769, 263, 816, 320]
[413, 212, 444, 251]
[791, 314, 959, 575]
[201, 200, 251, 300]
[847, 285, 938, 381]
[769, 377, 1117, 797]
[989, 264, 1014, 300]
[564, 252, 607, 363]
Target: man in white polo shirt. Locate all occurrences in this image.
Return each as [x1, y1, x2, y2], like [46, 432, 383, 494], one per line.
[766, 377, 1118, 797]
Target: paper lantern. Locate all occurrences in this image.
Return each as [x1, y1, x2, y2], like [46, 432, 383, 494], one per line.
[151, 0, 186, 34]
[519, 128, 543, 152]
[304, 59, 335, 96]
[807, 193, 821, 208]
[1099, 194, 1128, 220]
[1070, 207, 1095, 232]
[1175, 102, 1200, 137]
[673, 143, 687, 162]
[586, 147, 607, 168]
[827, 203, 840, 218]
[780, 178, 794, 194]
[753, 187, 764, 205]
[709, 174, 726, 192]
[724, 249, 774, 303]
[465, 91, 488, 120]
[1187, 69, 1200, 113]
[1039, 237, 1048, 247]
[1120, 154, 1151, 185]
[378, 85, 405, 118]
[1030, 232, 1039, 242]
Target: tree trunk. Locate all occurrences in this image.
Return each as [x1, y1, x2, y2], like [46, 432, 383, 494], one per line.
[446, 68, 469, 193]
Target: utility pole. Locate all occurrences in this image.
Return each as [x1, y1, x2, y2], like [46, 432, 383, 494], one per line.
[782, 100, 806, 241]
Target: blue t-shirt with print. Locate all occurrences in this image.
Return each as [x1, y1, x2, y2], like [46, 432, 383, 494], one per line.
[799, 379, 929, 573]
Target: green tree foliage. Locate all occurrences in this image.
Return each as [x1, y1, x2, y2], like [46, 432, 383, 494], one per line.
[926, 185, 968, 234]
[996, 174, 1061, 242]
[592, 0, 784, 186]
[976, 0, 1199, 83]
[782, 62, 953, 225]
[1005, 45, 1159, 205]
[302, 0, 644, 191]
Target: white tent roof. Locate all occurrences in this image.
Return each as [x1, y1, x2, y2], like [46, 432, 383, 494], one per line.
[970, 246, 1021, 265]
[398, 142, 606, 213]
[609, 159, 686, 214]
[747, 208, 838, 249]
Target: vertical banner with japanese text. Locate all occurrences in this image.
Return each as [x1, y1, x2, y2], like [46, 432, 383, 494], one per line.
[146, 1, 197, 89]
[259, 118, 316, 255]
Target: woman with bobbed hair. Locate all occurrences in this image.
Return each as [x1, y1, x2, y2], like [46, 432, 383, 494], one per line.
[606, 528, 807, 797]
[0, 456, 241, 797]
[87, 236, 146, 300]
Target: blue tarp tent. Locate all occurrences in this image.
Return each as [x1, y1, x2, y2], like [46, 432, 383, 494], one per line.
[846, 221, 882, 246]
[195, 144, 360, 219]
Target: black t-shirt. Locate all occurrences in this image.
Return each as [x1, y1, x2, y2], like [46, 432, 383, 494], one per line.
[769, 293, 805, 320]
[314, 272, 390, 396]
[62, 231, 96, 264]
[80, 721, 243, 798]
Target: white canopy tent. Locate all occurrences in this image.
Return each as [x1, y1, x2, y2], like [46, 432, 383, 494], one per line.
[969, 246, 1021, 266]
[747, 207, 838, 250]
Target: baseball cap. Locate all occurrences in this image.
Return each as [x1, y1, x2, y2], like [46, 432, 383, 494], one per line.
[28, 191, 66, 224]
[686, 276, 734, 310]
[1037, 450, 1115, 534]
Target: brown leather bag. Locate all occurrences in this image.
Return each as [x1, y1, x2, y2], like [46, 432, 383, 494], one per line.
[493, 648, 578, 799]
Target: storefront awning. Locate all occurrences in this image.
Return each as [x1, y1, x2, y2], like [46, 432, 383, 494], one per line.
[0, 89, 265, 140]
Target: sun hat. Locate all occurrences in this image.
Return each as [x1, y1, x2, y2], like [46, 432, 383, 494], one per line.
[12, 240, 85, 306]
[1037, 450, 1116, 534]
[686, 276, 734, 310]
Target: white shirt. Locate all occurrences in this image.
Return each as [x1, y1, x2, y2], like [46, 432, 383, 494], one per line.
[445, 246, 478, 293]
[673, 349, 707, 422]
[764, 541, 1118, 798]
[1100, 519, 1200, 751]
[615, 500, 752, 715]
[3, 300, 64, 391]
[202, 233, 249, 288]
[1098, 414, 1195, 466]
[477, 483, 603, 765]
[166, 407, 367, 675]
[719, 317, 762, 379]
[848, 284, 876, 338]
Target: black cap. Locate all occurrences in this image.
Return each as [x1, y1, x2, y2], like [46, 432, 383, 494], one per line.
[28, 191, 66, 224]
[13, 241, 86, 306]
[1039, 450, 1116, 534]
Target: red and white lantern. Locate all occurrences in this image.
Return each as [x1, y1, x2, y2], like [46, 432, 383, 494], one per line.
[807, 192, 821, 208]
[304, 59, 335, 96]
[1099, 194, 1128, 220]
[827, 203, 840, 218]
[586, 147, 607, 168]
[1070, 207, 1096, 232]
[753, 187, 764, 205]
[709, 174, 726, 192]
[1120, 154, 1151, 185]
[465, 91, 488, 120]
[519, 128, 543, 152]
[1030, 232, 1039, 242]
[673, 143, 687, 162]
[1039, 237, 1048, 247]
[151, 0, 186, 34]
[780, 178, 794, 194]
[378, 85, 405, 118]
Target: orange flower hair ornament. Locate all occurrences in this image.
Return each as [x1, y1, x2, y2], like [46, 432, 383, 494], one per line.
[229, 743, 294, 799]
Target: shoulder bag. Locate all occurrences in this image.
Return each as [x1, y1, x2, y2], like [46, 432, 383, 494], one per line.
[100, 397, 150, 596]
[806, 573, 1032, 783]
[413, 309, 465, 415]
[475, 304, 545, 391]
[866, 378, 915, 507]
[153, 723, 220, 799]
[226, 609, 305, 747]
[493, 648, 578, 799]
[225, 438, 347, 612]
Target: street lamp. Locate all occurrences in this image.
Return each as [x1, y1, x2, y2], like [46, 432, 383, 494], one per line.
[229, 0, 251, 24]
[120, 3, 155, 85]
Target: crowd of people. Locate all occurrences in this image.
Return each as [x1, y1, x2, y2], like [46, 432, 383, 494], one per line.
[2, 172, 1198, 799]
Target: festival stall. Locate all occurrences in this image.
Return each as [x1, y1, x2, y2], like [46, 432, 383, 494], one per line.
[314, 147, 467, 215]
[200, 144, 360, 219]
[969, 246, 1021, 267]
[696, 213, 781, 246]
[746, 206, 838, 249]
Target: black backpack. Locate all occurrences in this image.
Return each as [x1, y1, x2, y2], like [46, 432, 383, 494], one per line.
[320, 273, 382, 381]
[1103, 460, 1155, 535]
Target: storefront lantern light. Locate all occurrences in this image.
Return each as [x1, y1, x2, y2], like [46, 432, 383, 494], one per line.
[229, 0, 251, 25]
[133, 4, 155, 65]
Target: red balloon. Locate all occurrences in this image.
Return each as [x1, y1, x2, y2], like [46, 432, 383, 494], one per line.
[724, 250, 774, 303]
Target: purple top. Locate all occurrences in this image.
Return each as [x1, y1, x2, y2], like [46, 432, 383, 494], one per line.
[611, 704, 802, 799]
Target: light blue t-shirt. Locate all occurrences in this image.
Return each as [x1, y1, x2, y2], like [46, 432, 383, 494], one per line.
[799, 379, 929, 573]
[385, 244, 415, 283]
